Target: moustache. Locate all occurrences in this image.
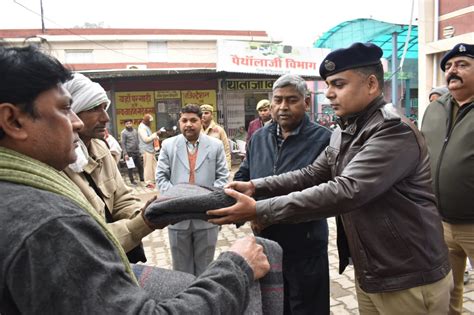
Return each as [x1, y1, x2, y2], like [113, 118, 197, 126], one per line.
[447, 74, 463, 84]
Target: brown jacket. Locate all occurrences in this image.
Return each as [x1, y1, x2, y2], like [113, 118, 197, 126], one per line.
[203, 120, 231, 170]
[64, 139, 152, 252]
[252, 96, 450, 293]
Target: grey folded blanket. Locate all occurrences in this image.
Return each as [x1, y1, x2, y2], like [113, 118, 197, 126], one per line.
[133, 237, 283, 314]
[144, 183, 237, 226]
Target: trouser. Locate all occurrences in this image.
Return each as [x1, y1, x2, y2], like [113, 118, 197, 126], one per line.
[142, 151, 156, 184]
[168, 222, 219, 276]
[355, 271, 453, 315]
[442, 221, 474, 315]
[282, 252, 329, 315]
[127, 152, 144, 183]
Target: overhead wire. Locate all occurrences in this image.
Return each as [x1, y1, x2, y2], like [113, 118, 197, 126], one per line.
[13, 0, 147, 63]
[12, 1, 234, 61]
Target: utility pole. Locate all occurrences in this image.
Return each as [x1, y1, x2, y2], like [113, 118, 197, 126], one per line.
[391, 32, 398, 106]
[40, 0, 45, 33]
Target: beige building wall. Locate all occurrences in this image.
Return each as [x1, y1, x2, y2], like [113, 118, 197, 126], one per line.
[418, 0, 474, 123]
[4, 31, 270, 68]
[49, 41, 148, 63]
[167, 41, 216, 63]
[36, 39, 216, 64]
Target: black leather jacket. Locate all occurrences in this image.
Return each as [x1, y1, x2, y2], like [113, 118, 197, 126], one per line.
[252, 96, 450, 293]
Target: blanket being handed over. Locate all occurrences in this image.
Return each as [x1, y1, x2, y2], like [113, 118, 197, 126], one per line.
[144, 183, 237, 225]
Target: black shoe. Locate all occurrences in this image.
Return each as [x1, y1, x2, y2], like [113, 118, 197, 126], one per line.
[131, 181, 138, 186]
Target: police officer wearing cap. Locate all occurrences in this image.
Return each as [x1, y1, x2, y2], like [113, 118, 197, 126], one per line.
[208, 42, 452, 314]
[200, 104, 232, 170]
[247, 99, 272, 142]
[422, 43, 474, 315]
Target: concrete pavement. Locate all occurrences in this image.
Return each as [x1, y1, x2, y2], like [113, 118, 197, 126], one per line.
[127, 173, 474, 314]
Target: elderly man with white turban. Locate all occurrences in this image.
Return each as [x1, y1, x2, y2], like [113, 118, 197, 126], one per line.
[63, 73, 155, 263]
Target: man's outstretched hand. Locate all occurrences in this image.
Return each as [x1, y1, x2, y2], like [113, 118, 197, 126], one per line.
[207, 188, 257, 225]
[224, 181, 256, 197]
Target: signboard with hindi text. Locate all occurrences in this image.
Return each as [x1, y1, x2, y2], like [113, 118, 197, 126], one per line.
[224, 80, 275, 91]
[181, 90, 217, 120]
[217, 40, 330, 77]
[115, 91, 155, 134]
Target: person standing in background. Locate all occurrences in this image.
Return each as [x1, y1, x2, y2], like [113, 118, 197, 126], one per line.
[247, 99, 272, 142]
[429, 86, 449, 103]
[138, 114, 159, 189]
[156, 104, 229, 276]
[233, 126, 247, 142]
[104, 128, 122, 164]
[200, 104, 231, 170]
[121, 119, 144, 185]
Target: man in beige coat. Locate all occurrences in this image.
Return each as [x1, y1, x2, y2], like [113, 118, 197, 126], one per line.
[200, 104, 231, 170]
[63, 73, 154, 261]
[138, 114, 160, 189]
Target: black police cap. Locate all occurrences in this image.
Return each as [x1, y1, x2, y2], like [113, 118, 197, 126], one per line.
[319, 42, 383, 80]
[440, 43, 474, 71]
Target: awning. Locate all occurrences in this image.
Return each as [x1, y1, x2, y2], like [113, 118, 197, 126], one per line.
[314, 18, 418, 59]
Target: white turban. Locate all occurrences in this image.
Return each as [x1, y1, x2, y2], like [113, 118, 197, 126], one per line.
[63, 73, 110, 114]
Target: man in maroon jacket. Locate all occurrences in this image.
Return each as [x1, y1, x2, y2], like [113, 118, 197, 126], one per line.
[246, 99, 272, 142]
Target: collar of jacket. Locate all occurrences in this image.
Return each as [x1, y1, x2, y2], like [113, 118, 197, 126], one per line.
[180, 132, 207, 146]
[83, 139, 109, 174]
[434, 92, 454, 111]
[433, 92, 474, 129]
[203, 120, 217, 134]
[267, 113, 309, 136]
[336, 95, 385, 134]
[262, 118, 272, 126]
[435, 92, 474, 110]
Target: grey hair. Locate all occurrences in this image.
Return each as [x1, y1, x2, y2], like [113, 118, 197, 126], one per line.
[272, 74, 308, 97]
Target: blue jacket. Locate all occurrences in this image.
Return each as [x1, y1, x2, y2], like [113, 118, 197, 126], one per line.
[234, 114, 331, 258]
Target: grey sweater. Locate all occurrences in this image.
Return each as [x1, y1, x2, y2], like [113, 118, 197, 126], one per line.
[0, 181, 253, 314]
[121, 128, 140, 155]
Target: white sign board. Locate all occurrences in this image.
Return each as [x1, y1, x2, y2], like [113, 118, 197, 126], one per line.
[217, 40, 330, 77]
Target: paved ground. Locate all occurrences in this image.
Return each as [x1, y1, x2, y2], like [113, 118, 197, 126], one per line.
[125, 167, 474, 314]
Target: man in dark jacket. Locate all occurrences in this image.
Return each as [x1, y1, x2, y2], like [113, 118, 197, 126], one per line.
[421, 43, 474, 315]
[235, 74, 331, 314]
[121, 118, 144, 185]
[209, 42, 452, 314]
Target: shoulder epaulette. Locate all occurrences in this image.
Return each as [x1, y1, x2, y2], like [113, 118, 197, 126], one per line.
[380, 103, 401, 122]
